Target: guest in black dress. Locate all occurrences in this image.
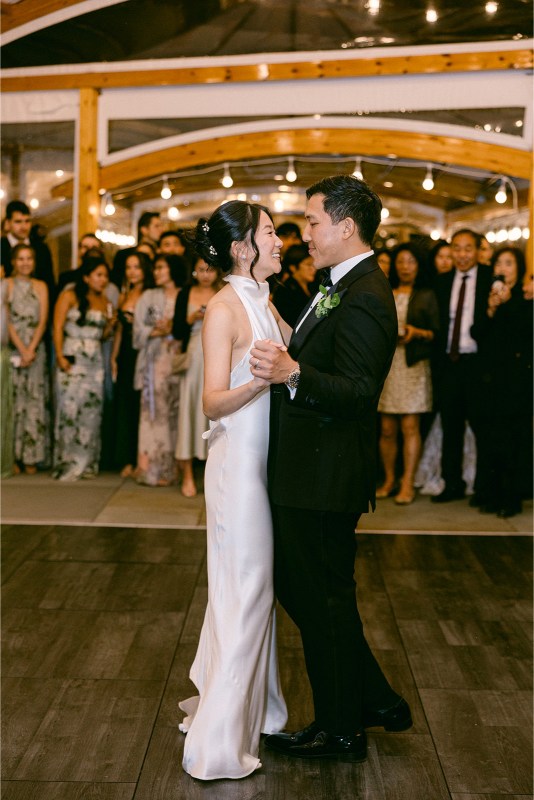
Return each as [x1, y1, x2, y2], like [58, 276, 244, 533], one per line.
[110, 252, 154, 477]
[472, 246, 533, 517]
[272, 245, 315, 328]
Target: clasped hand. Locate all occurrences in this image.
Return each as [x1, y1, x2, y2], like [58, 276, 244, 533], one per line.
[249, 339, 296, 385]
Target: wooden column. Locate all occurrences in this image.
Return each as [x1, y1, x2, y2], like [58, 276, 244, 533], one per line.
[77, 87, 100, 240]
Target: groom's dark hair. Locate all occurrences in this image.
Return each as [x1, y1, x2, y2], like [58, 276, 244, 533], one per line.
[306, 175, 382, 247]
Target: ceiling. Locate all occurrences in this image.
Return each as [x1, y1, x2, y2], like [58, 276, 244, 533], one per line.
[1, 0, 532, 68]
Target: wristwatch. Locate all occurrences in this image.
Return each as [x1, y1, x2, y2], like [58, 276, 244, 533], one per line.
[285, 363, 301, 390]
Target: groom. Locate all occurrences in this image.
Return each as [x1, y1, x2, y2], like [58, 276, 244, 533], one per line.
[250, 175, 412, 763]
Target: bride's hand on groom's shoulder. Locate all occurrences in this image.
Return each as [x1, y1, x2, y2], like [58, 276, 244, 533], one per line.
[249, 339, 296, 385]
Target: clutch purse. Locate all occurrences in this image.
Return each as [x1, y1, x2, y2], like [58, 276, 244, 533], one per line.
[171, 350, 192, 374]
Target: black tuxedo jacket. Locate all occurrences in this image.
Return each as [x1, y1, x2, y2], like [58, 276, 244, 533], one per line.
[268, 254, 397, 514]
[433, 264, 493, 360]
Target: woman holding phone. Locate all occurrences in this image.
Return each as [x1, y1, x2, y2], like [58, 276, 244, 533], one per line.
[173, 257, 222, 496]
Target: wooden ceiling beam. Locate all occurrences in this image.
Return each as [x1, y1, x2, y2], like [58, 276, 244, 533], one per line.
[50, 128, 533, 202]
[2, 49, 532, 92]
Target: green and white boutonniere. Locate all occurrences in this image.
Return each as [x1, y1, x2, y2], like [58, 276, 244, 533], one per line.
[315, 284, 341, 318]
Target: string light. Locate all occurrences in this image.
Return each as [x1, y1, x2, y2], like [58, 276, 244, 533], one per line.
[522, 228, 530, 239]
[161, 177, 172, 200]
[286, 157, 297, 183]
[495, 180, 507, 204]
[426, 9, 438, 22]
[381, 208, 390, 219]
[221, 163, 233, 188]
[486, 231, 496, 243]
[29, 198, 39, 209]
[0, 189, 4, 199]
[274, 199, 285, 212]
[168, 206, 180, 220]
[485, 1, 498, 12]
[352, 157, 363, 180]
[103, 193, 115, 216]
[55, 169, 64, 177]
[366, 0, 380, 14]
[430, 230, 441, 240]
[515, 120, 523, 128]
[422, 165, 434, 191]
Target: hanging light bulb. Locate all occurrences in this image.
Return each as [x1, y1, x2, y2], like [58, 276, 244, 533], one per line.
[426, 8, 438, 22]
[381, 207, 389, 220]
[422, 165, 434, 191]
[430, 230, 441, 240]
[168, 206, 180, 221]
[495, 180, 507, 204]
[286, 157, 297, 183]
[161, 177, 172, 200]
[29, 198, 39, 209]
[367, 0, 380, 14]
[274, 199, 285, 212]
[221, 163, 233, 188]
[485, 1, 498, 13]
[352, 157, 363, 180]
[103, 193, 115, 216]
[486, 231, 496, 243]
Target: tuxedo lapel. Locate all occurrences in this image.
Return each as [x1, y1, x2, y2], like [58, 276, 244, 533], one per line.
[289, 286, 347, 358]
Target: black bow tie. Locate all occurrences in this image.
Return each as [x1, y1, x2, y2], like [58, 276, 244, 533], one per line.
[321, 269, 333, 290]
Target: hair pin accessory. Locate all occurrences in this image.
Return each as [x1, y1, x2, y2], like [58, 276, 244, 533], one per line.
[202, 222, 210, 233]
[209, 245, 217, 256]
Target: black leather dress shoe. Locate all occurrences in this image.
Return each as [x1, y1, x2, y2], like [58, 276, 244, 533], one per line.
[431, 484, 466, 503]
[264, 721, 320, 753]
[274, 730, 367, 763]
[362, 697, 413, 731]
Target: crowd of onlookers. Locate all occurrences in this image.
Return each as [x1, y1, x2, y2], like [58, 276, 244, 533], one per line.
[1, 200, 532, 517]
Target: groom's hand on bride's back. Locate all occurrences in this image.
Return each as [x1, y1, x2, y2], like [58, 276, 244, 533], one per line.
[249, 339, 295, 384]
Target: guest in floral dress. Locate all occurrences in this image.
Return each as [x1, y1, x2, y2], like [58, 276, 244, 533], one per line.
[1, 267, 14, 478]
[377, 244, 439, 504]
[52, 255, 114, 481]
[134, 254, 186, 486]
[6, 244, 49, 474]
[110, 251, 154, 476]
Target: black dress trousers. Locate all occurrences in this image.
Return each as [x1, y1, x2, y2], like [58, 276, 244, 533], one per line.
[271, 503, 399, 734]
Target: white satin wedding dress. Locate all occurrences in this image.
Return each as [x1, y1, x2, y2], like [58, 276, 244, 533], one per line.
[179, 275, 288, 781]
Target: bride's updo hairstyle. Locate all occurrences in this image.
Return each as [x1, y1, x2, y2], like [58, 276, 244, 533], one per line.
[194, 200, 273, 280]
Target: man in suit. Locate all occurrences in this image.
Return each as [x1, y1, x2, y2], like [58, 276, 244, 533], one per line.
[249, 176, 412, 764]
[431, 229, 493, 504]
[57, 233, 101, 293]
[1, 200, 56, 303]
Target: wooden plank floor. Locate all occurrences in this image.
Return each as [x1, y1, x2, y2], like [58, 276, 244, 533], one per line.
[2, 525, 532, 800]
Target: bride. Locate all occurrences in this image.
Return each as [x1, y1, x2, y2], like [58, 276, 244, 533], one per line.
[178, 200, 291, 780]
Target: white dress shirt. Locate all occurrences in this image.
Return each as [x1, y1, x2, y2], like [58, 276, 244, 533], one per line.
[294, 250, 374, 334]
[7, 233, 30, 248]
[446, 265, 478, 355]
[287, 250, 374, 397]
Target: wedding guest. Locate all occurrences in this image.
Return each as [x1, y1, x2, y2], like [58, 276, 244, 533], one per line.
[472, 246, 533, 517]
[1, 200, 56, 305]
[110, 211, 164, 287]
[174, 258, 221, 496]
[57, 233, 100, 292]
[431, 229, 493, 503]
[137, 242, 157, 262]
[376, 250, 392, 278]
[6, 244, 49, 474]
[430, 240, 453, 278]
[53, 256, 113, 481]
[1, 267, 14, 478]
[159, 230, 186, 256]
[276, 222, 302, 257]
[272, 245, 315, 327]
[377, 244, 439, 504]
[477, 235, 493, 266]
[134, 253, 185, 486]
[111, 252, 154, 477]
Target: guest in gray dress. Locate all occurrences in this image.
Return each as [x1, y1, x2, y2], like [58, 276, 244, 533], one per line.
[6, 244, 49, 473]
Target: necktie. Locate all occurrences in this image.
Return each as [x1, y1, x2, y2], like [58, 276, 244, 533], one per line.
[321, 268, 333, 290]
[449, 275, 468, 362]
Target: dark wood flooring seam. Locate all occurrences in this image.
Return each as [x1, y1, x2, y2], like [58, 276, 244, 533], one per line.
[1, 525, 54, 586]
[130, 548, 207, 798]
[372, 534, 455, 799]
